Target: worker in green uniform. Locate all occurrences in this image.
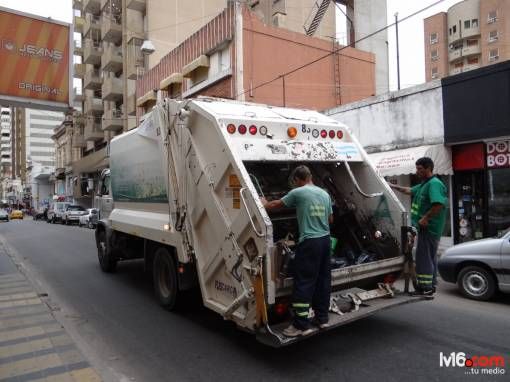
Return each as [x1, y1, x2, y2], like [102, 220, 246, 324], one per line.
[262, 165, 333, 337]
[389, 157, 447, 297]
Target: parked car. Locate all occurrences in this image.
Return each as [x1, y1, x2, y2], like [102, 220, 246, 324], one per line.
[79, 208, 98, 229]
[47, 202, 71, 224]
[438, 227, 510, 301]
[0, 209, 9, 222]
[62, 205, 86, 225]
[10, 210, 23, 220]
[33, 209, 46, 221]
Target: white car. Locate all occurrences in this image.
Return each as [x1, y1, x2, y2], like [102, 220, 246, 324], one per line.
[62, 205, 87, 225]
[79, 208, 99, 229]
[48, 202, 71, 224]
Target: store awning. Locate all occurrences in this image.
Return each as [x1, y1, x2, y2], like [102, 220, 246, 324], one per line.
[368, 144, 453, 177]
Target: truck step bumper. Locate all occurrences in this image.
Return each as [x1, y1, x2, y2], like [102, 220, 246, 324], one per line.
[256, 289, 430, 347]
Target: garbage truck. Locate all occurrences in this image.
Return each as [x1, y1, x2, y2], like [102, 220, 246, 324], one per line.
[95, 97, 424, 346]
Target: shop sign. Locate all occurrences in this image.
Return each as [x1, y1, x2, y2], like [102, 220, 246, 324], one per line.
[486, 140, 510, 168]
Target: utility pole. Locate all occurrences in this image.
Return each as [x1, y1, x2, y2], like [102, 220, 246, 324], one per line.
[395, 12, 401, 90]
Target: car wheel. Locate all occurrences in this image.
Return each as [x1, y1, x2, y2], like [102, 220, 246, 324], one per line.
[153, 247, 180, 310]
[97, 230, 117, 272]
[457, 266, 496, 301]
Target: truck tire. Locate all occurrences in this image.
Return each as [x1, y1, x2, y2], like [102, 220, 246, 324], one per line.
[153, 247, 179, 310]
[457, 266, 496, 301]
[97, 230, 117, 272]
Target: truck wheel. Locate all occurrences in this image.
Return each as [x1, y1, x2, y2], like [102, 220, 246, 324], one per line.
[457, 266, 496, 301]
[153, 247, 179, 310]
[97, 230, 117, 273]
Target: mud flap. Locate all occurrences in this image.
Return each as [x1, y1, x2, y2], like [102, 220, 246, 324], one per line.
[256, 286, 430, 347]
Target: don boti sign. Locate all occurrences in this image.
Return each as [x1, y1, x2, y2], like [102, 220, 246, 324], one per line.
[0, 7, 72, 110]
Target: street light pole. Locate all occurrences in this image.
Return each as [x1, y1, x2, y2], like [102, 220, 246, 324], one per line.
[395, 12, 401, 90]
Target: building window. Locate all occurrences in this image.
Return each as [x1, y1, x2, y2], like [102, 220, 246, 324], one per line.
[431, 67, 438, 79]
[472, 19, 478, 28]
[464, 20, 471, 29]
[454, 62, 463, 69]
[488, 11, 497, 23]
[489, 49, 499, 61]
[430, 32, 438, 44]
[453, 25, 456, 34]
[467, 57, 479, 65]
[489, 30, 498, 42]
[449, 28, 452, 36]
[431, 49, 438, 61]
[466, 39, 478, 47]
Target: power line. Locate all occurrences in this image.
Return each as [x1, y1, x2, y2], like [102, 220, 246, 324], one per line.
[236, 0, 448, 99]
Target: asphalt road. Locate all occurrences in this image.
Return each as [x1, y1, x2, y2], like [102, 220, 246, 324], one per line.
[1, 219, 509, 382]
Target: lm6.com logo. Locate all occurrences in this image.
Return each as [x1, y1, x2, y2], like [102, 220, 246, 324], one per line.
[440, 352, 506, 376]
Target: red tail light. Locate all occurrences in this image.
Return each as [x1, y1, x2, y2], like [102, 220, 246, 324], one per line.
[275, 303, 288, 316]
[329, 130, 335, 139]
[383, 273, 397, 285]
[337, 130, 343, 139]
[238, 124, 247, 134]
[227, 124, 236, 134]
[249, 125, 257, 135]
[320, 130, 327, 138]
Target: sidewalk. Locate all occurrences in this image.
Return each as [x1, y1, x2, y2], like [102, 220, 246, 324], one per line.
[0, 242, 102, 382]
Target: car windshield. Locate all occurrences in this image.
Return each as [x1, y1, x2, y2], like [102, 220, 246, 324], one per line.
[68, 206, 85, 211]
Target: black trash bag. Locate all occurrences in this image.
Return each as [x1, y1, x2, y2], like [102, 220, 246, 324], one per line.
[331, 257, 348, 269]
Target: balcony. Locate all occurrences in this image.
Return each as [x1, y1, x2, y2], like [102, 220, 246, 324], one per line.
[74, 63, 85, 78]
[450, 67, 462, 75]
[102, 76, 123, 101]
[101, 45, 122, 73]
[84, 14, 101, 37]
[101, 15, 122, 43]
[73, 0, 83, 10]
[84, 95, 103, 115]
[463, 64, 480, 72]
[73, 40, 83, 56]
[83, 40, 102, 65]
[462, 45, 481, 57]
[73, 87, 83, 102]
[84, 68, 102, 90]
[84, 118, 104, 142]
[74, 15, 85, 33]
[102, 109, 123, 131]
[83, 0, 101, 14]
[448, 49, 462, 62]
[126, 0, 145, 12]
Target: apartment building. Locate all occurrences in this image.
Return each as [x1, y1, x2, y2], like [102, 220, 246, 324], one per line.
[424, 0, 510, 81]
[0, 108, 12, 179]
[137, 3, 375, 115]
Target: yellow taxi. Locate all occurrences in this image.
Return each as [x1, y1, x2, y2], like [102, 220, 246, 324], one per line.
[10, 210, 23, 220]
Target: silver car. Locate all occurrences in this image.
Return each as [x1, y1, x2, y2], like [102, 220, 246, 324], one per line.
[0, 209, 9, 222]
[438, 228, 510, 300]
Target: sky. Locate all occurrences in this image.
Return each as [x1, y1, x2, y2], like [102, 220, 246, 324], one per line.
[0, 0, 461, 92]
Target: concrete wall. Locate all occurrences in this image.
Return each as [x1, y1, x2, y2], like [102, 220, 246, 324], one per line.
[351, 0, 389, 95]
[324, 80, 444, 152]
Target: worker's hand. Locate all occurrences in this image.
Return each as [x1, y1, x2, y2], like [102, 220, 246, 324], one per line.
[260, 197, 268, 207]
[418, 217, 429, 229]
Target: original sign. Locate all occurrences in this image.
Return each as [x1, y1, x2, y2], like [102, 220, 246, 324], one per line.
[486, 140, 510, 168]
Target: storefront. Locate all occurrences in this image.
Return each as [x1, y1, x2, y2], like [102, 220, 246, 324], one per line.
[451, 140, 510, 243]
[368, 144, 454, 243]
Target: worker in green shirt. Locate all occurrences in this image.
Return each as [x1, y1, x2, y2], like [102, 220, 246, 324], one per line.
[262, 165, 333, 337]
[389, 157, 447, 298]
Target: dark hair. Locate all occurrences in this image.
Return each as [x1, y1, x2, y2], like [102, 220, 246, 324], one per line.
[415, 157, 434, 171]
[292, 165, 312, 182]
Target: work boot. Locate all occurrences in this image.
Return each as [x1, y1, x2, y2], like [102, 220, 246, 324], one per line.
[410, 289, 435, 299]
[282, 325, 314, 337]
[311, 319, 331, 329]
